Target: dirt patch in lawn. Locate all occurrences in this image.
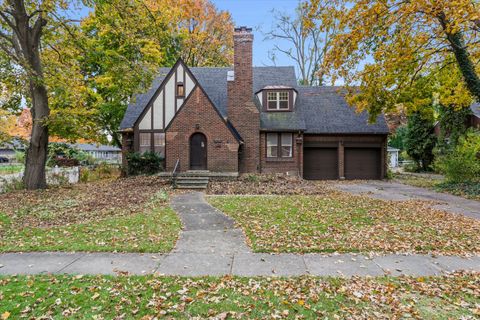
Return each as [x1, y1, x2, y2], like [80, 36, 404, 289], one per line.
[0, 176, 172, 229]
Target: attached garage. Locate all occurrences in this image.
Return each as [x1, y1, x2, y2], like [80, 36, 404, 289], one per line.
[303, 147, 338, 180]
[344, 147, 381, 180]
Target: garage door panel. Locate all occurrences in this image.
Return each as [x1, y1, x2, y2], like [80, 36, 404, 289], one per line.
[344, 148, 381, 180]
[303, 148, 338, 180]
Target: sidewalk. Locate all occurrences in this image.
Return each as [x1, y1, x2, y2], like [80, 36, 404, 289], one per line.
[1, 192, 479, 277]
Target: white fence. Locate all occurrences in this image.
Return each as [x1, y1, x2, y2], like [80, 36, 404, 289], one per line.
[0, 166, 80, 192]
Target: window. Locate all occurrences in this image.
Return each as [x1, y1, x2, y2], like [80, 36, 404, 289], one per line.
[281, 133, 292, 157]
[266, 133, 278, 157]
[176, 83, 185, 97]
[267, 91, 289, 110]
[154, 133, 165, 156]
[139, 133, 151, 153]
[266, 133, 293, 158]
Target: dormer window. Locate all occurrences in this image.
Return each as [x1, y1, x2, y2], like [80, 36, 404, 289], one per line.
[267, 91, 289, 110]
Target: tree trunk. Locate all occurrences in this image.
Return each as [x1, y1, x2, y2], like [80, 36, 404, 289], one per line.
[438, 13, 480, 102]
[23, 81, 49, 190]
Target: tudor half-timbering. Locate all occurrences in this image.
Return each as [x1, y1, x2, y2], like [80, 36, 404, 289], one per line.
[120, 27, 390, 179]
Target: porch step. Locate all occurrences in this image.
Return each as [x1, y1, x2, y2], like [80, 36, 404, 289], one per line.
[174, 176, 210, 190]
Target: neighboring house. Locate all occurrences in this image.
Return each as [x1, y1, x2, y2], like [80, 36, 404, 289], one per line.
[70, 143, 121, 163]
[387, 147, 400, 168]
[0, 139, 26, 160]
[434, 103, 480, 136]
[120, 27, 389, 180]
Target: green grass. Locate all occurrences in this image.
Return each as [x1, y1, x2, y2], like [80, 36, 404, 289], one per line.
[0, 205, 180, 253]
[0, 164, 23, 175]
[208, 194, 480, 255]
[0, 177, 181, 253]
[0, 274, 478, 319]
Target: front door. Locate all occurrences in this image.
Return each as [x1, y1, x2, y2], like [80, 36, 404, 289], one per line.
[190, 133, 207, 170]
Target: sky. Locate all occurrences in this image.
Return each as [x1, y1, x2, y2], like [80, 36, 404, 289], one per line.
[211, 0, 301, 67]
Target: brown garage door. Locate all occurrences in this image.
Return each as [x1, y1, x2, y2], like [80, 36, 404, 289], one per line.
[344, 148, 381, 180]
[303, 147, 338, 180]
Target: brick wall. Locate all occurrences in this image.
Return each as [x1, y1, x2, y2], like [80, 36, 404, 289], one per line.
[121, 131, 134, 168]
[165, 86, 239, 172]
[227, 27, 260, 173]
[259, 132, 302, 175]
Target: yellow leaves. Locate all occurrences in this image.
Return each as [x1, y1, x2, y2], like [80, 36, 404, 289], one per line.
[1, 312, 10, 320]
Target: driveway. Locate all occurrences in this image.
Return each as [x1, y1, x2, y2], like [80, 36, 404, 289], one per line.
[335, 181, 480, 220]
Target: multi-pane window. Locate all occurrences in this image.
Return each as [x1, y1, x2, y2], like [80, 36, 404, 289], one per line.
[139, 133, 151, 153]
[267, 91, 289, 110]
[139, 132, 165, 156]
[281, 133, 293, 157]
[266, 133, 278, 157]
[266, 133, 293, 158]
[154, 133, 165, 157]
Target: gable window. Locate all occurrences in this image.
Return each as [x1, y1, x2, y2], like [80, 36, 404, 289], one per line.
[139, 132, 151, 153]
[267, 91, 289, 110]
[176, 83, 185, 97]
[266, 133, 293, 158]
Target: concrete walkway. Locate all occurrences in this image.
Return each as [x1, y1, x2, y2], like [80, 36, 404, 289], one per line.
[1, 192, 479, 277]
[335, 181, 480, 220]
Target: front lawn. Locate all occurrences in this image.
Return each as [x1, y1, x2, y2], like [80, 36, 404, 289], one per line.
[0, 273, 478, 319]
[0, 176, 181, 253]
[208, 194, 480, 255]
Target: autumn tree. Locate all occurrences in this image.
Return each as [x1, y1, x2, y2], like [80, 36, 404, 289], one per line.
[265, 2, 337, 86]
[0, 0, 58, 189]
[146, 0, 234, 67]
[305, 0, 480, 118]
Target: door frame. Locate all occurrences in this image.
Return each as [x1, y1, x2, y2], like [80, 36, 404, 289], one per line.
[189, 132, 208, 170]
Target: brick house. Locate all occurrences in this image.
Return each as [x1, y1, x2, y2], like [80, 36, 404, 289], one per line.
[119, 27, 390, 180]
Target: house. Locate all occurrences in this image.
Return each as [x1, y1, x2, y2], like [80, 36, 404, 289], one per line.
[0, 138, 26, 160]
[434, 103, 480, 136]
[119, 27, 389, 180]
[70, 143, 121, 163]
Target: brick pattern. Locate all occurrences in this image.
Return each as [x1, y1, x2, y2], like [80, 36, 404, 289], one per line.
[259, 132, 302, 175]
[165, 86, 239, 172]
[227, 27, 260, 173]
[121, 131, 134, 168]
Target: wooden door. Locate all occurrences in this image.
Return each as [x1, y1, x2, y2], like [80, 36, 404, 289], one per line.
[190, 133, 207, 170]
[303, 147, 339, 180]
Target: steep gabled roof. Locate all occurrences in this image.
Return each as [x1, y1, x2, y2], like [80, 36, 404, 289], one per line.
[120, 65, 389, 135]
[120, 66, 297, 130]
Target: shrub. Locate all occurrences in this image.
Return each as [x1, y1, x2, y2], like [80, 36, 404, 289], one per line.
[126, 152, 164, 176]
[14, 151, 25, 163]
[80, 163, 120, 182]
[435, 130, 480, 183]
[404, 112, 437, 171]
[47, 143, 93, 167]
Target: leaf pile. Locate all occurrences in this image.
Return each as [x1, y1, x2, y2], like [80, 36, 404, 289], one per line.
[208, 194, 480, 255]
[0, 272, 478, 319]
[208, 174, 333, 195]
[0, 176, 181, 253]
[0, 176, 171, 228]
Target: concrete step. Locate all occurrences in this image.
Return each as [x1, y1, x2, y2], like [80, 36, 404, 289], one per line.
[176, 176, 210, 181]
[174, 176, 209, 189]
[175, 184, 208, 189]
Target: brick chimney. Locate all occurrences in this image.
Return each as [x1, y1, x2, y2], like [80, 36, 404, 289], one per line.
[228, 26, 260, 173]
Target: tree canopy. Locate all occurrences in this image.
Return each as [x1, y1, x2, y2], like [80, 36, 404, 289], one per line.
[305, 0, 480, 119]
